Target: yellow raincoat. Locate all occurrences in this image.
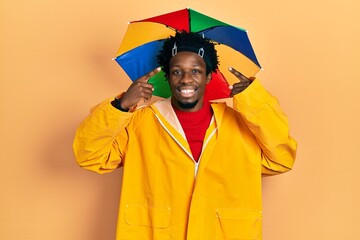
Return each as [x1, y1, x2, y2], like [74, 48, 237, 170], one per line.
[73, 80, 297, 240]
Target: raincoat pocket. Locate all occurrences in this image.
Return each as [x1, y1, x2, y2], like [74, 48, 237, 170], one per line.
[125, 204, 171, 229]
[216, 208, 262, 239]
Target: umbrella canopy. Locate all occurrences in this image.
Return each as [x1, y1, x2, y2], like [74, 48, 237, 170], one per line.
[114, 8, 261, 100]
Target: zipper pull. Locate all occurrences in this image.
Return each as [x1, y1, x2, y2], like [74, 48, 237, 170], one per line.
[194, 162, 199, 177]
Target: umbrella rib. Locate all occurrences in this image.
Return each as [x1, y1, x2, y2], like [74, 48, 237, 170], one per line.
[188, 10, 191, 32]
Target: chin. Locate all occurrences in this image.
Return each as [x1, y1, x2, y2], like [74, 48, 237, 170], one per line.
[177, 100, 199, 109]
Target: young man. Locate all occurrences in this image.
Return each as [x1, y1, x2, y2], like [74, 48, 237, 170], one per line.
[73, 32, 297, 240]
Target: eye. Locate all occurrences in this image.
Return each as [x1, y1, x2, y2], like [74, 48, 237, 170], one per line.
[171, 69, 182, 75]
[192, 69, 200, 74]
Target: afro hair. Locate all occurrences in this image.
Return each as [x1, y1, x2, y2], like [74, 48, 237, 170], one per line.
[156, 31, 219, 77]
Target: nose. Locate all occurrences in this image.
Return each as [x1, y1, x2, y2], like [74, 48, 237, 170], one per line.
[179, 71, 194, 84]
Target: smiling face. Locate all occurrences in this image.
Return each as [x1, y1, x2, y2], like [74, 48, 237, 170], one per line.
[168, 51, 212, 112]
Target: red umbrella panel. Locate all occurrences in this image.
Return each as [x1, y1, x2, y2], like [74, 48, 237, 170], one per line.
[115, 8, 261, 100]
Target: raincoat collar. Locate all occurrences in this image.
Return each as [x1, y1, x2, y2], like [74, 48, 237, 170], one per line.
[151, 98, 227, 135]
[150, 98, 227, 167]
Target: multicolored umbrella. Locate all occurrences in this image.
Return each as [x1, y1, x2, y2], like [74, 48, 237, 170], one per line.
[114, 8, 261, 100]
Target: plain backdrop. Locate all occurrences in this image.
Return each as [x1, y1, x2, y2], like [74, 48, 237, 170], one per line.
[1, 0, 359, 239]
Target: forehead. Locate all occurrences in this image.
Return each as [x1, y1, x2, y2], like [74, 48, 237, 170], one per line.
[169, 51, 206, 67]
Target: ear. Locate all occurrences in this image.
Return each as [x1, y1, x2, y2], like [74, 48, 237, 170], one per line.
[206, 73, 212, 84]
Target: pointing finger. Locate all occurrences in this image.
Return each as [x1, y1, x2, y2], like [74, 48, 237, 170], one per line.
[138, 67, 161, 83]
[228, 67, 247, 82]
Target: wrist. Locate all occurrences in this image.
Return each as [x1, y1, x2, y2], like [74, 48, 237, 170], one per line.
[111, 97, 129, 112]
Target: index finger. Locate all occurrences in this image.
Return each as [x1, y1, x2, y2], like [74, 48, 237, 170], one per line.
[138, 67, 162, 83]
[228, 67, 248, 82]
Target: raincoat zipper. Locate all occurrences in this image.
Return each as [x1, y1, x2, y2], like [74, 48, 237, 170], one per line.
[195, 121, 217, 176]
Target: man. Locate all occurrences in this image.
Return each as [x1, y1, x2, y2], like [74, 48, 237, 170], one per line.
[73, 31, 297, 240]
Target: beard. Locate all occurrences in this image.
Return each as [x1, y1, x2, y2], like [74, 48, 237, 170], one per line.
[177, 99, 199, 109]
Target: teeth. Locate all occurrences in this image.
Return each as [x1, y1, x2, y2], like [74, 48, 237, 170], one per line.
[180, 89, 195, 94]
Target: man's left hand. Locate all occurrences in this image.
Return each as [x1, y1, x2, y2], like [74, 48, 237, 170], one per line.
[228, 67, 255, 97]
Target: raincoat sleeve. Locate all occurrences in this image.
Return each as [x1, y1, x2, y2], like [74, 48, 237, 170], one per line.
[233, 79, 297, 175]
[73, 98, 132, 174]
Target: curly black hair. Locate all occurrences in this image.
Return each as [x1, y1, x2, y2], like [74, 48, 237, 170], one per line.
[156, 31, 219, 77]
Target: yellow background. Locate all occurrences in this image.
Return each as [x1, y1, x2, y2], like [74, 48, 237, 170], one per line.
[1, 0, 359, 239]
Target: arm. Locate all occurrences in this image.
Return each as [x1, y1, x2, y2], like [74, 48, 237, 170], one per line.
[228, 68, 297, 175]
[73, 99, 133, 173]
[73, 68, 161, 174]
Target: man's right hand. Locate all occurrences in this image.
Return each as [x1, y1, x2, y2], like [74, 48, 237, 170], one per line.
[118, 67, 161, 110]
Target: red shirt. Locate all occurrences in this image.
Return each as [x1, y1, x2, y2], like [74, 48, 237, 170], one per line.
[173, 101, 213, 162]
